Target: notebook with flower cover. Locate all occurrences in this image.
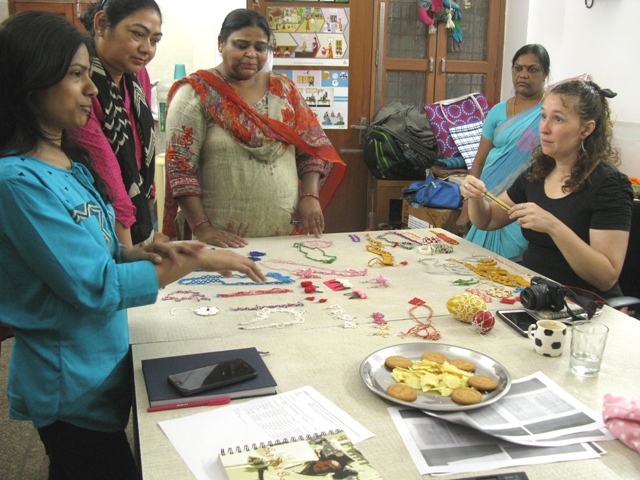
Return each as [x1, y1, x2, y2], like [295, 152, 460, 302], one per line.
[218, 430, 382, 480]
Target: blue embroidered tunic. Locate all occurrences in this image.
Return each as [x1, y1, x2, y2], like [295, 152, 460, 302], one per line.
[0, 155, 158, 431]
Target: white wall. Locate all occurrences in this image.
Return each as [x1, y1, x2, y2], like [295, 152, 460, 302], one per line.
[145, 0, 245, 85]
[0, 0, 8, 22]
[503, 0, 640, 178]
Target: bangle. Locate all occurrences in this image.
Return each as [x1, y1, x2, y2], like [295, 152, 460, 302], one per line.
[300, 192, 320, 201]
[191, 218, 210, 236]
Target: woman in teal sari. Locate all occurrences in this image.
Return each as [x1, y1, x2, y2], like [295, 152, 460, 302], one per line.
[462, 44, 550, 258]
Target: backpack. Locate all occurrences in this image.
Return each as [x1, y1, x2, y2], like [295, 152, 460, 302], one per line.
[364, 102, 440, 180]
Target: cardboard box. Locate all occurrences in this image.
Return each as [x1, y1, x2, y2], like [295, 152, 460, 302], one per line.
[401, 200, 467, 236]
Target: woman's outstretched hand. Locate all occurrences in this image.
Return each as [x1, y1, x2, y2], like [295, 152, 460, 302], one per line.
[298, 196, 324, 237]
[195, 224, 249, 248]
[198, 249, 266, 283]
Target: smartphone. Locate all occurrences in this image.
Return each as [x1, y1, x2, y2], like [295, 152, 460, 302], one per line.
[168, 358, 257, 396]
[496, 309, 539, 337]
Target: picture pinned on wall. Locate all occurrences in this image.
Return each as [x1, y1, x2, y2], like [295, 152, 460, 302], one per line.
[275, 69, 348, 130]
[268, 6, 349, 66]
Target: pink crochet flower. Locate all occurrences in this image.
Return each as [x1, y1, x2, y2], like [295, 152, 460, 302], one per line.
[602, 393, 640, 453]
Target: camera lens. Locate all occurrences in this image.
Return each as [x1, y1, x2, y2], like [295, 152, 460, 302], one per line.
[520, 284, 550, 310]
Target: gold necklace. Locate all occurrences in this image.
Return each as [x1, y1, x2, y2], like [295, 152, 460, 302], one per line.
[512, 90, 545, 116]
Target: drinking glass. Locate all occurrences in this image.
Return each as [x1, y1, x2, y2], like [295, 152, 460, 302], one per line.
[570, 321, 609, 377]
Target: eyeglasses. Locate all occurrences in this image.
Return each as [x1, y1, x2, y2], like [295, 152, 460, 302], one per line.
[98, 0, 108, 10]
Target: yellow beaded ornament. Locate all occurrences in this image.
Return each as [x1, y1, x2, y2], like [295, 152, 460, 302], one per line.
[446, 294, 487, 323]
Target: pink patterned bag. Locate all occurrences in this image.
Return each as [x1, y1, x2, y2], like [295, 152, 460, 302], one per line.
[424, 93, 491, 159]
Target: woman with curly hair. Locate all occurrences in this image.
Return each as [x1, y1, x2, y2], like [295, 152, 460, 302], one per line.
[462, 80, 633, 298]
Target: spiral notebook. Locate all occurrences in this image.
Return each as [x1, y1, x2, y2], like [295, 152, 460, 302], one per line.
[218, 430, 382, 480]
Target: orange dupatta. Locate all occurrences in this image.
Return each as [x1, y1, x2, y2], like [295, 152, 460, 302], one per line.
[168, 69, 346, 213]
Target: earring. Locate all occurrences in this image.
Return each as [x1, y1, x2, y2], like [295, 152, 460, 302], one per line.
[218, 46, 222, 52]
[580, 141, 586, 153]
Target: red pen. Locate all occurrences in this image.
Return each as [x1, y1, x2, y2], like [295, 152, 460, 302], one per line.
[147, 397, 231, 413]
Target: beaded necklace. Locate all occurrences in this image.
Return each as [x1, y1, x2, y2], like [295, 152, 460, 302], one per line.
[376, 232, 416, 250]
[392, 232, 424, 245]
[260, 259, 368, 278]
[418, 258, 474, 276]
[217, 288, 293, 298]
[300, 239, 333, 248]
[400, 301, 441, 340]
[238, 307, 306, 330]
[162, 290, 211, 302]
[365, 234, 395, 267]
[229, 301, 305, 311]
[178, 272, 294, 286]
[430, 230, 459, 245]
[292, 242, 337, 264]
[448, 258, 530, 288]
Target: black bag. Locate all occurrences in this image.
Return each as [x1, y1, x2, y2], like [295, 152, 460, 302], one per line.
[364, 102, 440, 180]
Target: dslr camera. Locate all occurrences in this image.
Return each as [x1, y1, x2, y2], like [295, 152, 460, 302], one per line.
[520, 276, 566, 311]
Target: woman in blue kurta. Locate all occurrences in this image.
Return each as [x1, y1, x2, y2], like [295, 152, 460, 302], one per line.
[463, 44, 550, 258]
[0, 12, 265, 479]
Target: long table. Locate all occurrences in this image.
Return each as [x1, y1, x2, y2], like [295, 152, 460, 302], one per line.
[129, 229, 640, 479]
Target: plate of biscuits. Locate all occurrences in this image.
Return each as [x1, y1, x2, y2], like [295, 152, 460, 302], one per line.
[359, 343, 511, 411]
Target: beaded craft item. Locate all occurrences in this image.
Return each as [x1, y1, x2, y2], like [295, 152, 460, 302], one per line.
[229, 301, 305, 311]
[178, 272, 294, 286]
[430, 230, 459, 245]
[217, 288, 292, 298]
[293, 243, 337, 264]
[377, 231, 419, 250]
[465, 287, 493, 303]
[366, 275, 391, 288]
[162, 290, 211, 302]
[168, 305, 220, 318]
[260, 259, 368, 278]
[393, 232, 423, 245]
[472, 310, 495, 334]
[327, 304, 357, 329]
[238, 307, 306, 330]
[418, 258, 474, 276]
[448, 258, 530, 288]
[372, 324, 391, 337]
[446, 294, 487, 323]
[452, 278, 479, 286]
[375, 232, 414, 250]
[300, 239, 333, 248]
[486, 287, 513, 298]
[400, 299, 441, 340]
[194, 306, 220, 316]
[365, 234, 395, 267]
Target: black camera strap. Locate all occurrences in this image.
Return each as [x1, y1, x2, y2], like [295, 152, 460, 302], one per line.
[563, 286, 606, 320]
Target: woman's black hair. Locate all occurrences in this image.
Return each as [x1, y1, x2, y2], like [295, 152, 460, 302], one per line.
[80, 0, 162, 35]
[529, 80, 619, 192]
[219, 8, 272, 44]
[512, 43, 551, 77]
[0, 11, 109, 201]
